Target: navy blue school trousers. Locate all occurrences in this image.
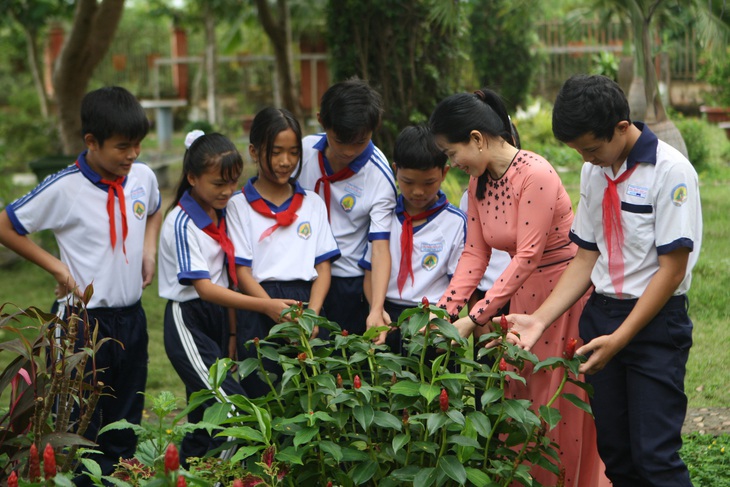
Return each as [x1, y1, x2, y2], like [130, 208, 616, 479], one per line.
[237, 280, 312, 398]
[580, 292, 693, 487]
[323, 275, 369, 337]
[164, 299, 245, 465]
[56, 301, 148, 485]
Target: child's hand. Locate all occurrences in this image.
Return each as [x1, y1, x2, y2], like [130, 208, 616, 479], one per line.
[52, 265, 81, 300]
[366, 309, 391, 345]
[577, 334, 621, 375]
[141, 254, 156, 288]
[266, 299, 298, 323]
[490, 314, 546, 351]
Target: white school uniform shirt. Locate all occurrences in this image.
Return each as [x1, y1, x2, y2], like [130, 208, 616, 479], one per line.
[298, 134, 397, 278]
[359, 192, 466, 306]
[569, 123, 702, 299]
[6, 151, 160, 308]
[158, 191, 231, 302]
[226, 178, 340, 282]
[458, 190, 512, 292]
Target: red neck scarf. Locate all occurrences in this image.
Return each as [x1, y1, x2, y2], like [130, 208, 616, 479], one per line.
[248, 191, 304, 241]
[314, 151, 355, 220]
[201, 215, 238, 288]
[397, 200, 448, 296]
[603, 165, 638, 297]
[100, 175, 128, 258]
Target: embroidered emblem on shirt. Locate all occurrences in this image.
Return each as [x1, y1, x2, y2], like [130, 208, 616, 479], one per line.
[133, 200, 146, 219]
[626, 184, 648, 199]
[340, 195, 356, 212]
[297, 222, 312, 239]
[131, 187, 146, 199]
[671, 183, 688, 206]
[422, 253, 438, 271]
[344, 182, 363, 197]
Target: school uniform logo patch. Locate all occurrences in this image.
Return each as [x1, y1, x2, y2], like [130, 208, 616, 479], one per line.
[133, 200, 146, 219]
[340, 195, 356, 212]
[671, 183, 688, 206]
[422, 253, 438, 271]
[297, 221, 312, 239]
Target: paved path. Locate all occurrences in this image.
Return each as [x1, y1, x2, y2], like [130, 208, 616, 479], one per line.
[683, 408, 730, 435]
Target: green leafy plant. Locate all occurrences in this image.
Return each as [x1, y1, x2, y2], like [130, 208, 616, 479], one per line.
[698, 46, 730, 107]
[187, 302, 591, 486]
[0, 287, 109, 483]
[681, 433, 730, 487]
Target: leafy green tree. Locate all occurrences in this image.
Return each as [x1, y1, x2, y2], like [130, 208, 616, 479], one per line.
[469, 0, 540, 111]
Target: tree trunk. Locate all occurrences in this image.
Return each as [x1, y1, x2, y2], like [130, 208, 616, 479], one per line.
[21, 26, 49, 119]
[204, 4, 217, 126]
[254, 0, 302, 120]
[52, 0, 126, 155]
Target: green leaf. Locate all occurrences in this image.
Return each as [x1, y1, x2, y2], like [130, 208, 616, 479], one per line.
[426, 413, 450, 435]
[539, 405, 562, 430]
[412, 441, 438, 454]
[351, 459, 379, 485]
[389, 465, 420, 481]
[563, 393, 593, 415]
[363, 325, 390, 341]
[419, 383, 441, 403]
[392, 433, 410, 454]
[203, 401, 233, 426]
[439, 455, 467, 484]
[435, 319, 468, 346]
[236, 357, 260, 379]
[446, 409, 465, 426]
[340, 446, 371, 461]
[277, 446, 305, 465]
[465, 467, 493, 486]
[405, 311, 429, 337]
[479, 387, 503, 407]
[533, 356, 566, 372]
[433, 372, 469, 382]
[230, 445, 263, 462]
[413, 467, 438, 486]
[218, 426, 265, 443]
[390, 380, 421, 397]
[467, 411, 492, 438]
[319, 440, 344, 462]
[502, 399, 529, 423]
[293, 425, 319, 448]
[430, 352, 447, 378]
[354, 404, 375, 430]
[311, 374, 337, 394]
[373, 410, 402, 431]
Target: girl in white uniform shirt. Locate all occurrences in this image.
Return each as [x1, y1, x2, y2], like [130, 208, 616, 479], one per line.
[158, 131, 295, 464]
[227, 107, 340, 397]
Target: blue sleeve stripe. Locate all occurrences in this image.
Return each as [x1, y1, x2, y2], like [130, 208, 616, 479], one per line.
[235, 257, 253, 267]
[445, 206, 467, 243]
[315, 249, 341, 265]
[369, 231, 390, 241]
[174, 212, 191, 273]
[371, 152, 398, 197]
[569, 230, 599, 251]
[358, 258, 372, 271]
[657, 237, 694, 255]
[179, 270, 211, 285]
[10, 166, 78, 211]
[4, 206, 29, 236]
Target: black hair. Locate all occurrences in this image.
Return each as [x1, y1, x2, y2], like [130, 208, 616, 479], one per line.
[393, 125, 447, 171]
[249, 107, 303, 182]
[428, 88, 519, 200]
[552, 74, 631, 143]
[81, 86, 150, 146]
[169, 132, 243, 212]
[319, 77, 383, 144]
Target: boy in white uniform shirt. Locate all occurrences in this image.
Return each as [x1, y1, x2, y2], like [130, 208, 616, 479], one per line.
[359, 125, 465, 353]
[298, 78, 397, 342]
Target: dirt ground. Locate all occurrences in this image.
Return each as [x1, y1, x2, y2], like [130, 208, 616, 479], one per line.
[683, 408, 730, 436]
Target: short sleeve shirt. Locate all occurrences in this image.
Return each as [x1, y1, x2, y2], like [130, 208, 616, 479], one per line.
[6, 151, 161, 308]
[226, 178, 340, 282]
[158, 191, 230, 302]
[570, 123, 702, 298]
[298, 134, 397, 277]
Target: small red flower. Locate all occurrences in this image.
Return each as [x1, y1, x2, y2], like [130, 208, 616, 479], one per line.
[164, 443, 180, 474]
[439, 388, 449, 412]
[8, 471, 18, 487]
[500, 314, 509, 334]
[499, 358, 508, 372]
[353, 375, 361, 389]
[262, 445, 275, 468]
[297, 352, 307, 362]
[232, 480, 244, 487]
[341, 329, 349, 337]
[43, 443, 56, 480]
[177, 476, 187, 487]
[565, 338, 578, 360]
[326, 482, 333, 487]
[402, 408, 409, 424]
[336, 373, 343, 388]
[253, 337, 260, 346]
[29, 443, 40, 481]
[421, 296, 429, 307]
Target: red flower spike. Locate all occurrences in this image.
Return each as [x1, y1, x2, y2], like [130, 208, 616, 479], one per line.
[43, 443, 56, 480]
[262, 445, 275, 468]
[8, 471, 18, 487]
[177, 476, 187, 487]
[297, 352, 307, 362]
[402, 408, 409, 424]
[353, 375, 361, 389]
[341, 329, 349, 337]
[336, 373, 343, 388]
[253, 337, 260, 347]
[565, 338, 578, 361]
[421, 296, 429, 307]
[500, 314, 509, 334]
[327, 482, 333, 487]
[29, 443, 40, 481]
[164, 443, 180, 474]
[391, 372, 397, 385]
[439, 388, 449, 412]
[499, 358, 508, 372]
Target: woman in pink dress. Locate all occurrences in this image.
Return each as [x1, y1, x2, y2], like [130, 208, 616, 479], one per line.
[429, 88, 610, 487]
